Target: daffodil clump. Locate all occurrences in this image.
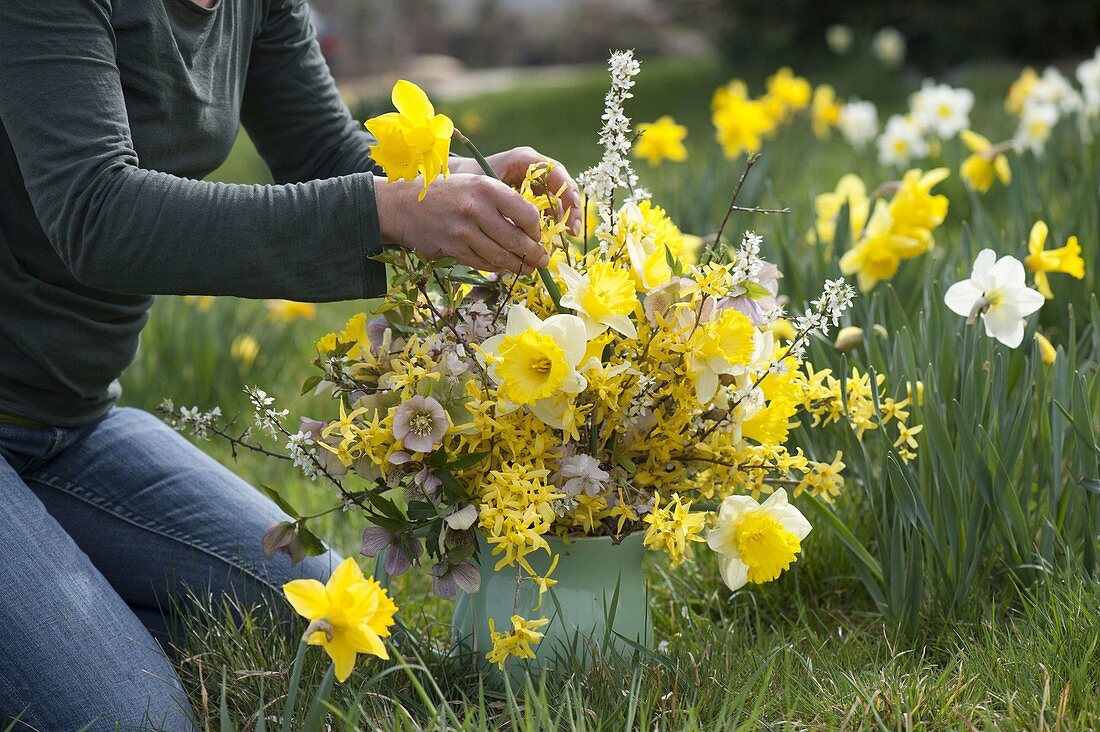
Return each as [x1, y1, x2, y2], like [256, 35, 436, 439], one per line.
[833, 168, 950, 291]
[276, 56, 925, 672]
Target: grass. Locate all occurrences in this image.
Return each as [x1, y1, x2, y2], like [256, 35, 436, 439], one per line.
[117, 54, 1100, 728]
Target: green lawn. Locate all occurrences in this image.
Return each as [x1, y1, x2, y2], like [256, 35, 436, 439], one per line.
[120, 54, 1100, 729]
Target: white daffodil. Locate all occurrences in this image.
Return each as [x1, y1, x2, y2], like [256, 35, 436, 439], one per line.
[910, 80, 974, 139]
[1014, 101, 1059, 155]
[479, 304, 588, 428]
[1076, 49, 1100, 116]
[558, 261, 638, 338]
[707, 489, 812, 591]
[871, 27, 906, 69]
[877, 114, 928, 167]
[1030, 67, 1082, 116]
[837, 99, 879, 148]
[944, 249, 1045, 348]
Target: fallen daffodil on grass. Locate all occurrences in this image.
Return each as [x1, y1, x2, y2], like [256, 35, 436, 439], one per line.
[283, 557, 398, 682]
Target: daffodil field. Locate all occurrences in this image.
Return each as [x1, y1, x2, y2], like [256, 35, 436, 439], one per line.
[129, 48, 1100, 729]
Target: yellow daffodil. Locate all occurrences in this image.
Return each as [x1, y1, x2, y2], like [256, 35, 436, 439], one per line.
[184, 295, 215, 311]
[685, 308, 757, 403]
[712, 93, 773, 159]
[711, 79, 749, 111]
[811, 84, 843, 138]
[768, 318, 796, 342]
[486, 614, 549, 669]
[741, 397, 798, 446]
[365, 80, 454, 200]
[480, 304, 588, 428]
[230, 334, 259, 367]
[707, 489, 811, 590]
[1024, 221, 1085, 299]
[887, 168, 950, 253]
[959, 131, 1011, 193]
[266, 299, 318, 323]
[812, 174, 870, 245]
[558, 261, 639, 338]
[316, 332, 338, 355]
[1005, 67, 1039, 115]
[1035, 332, 1058, 364]
[765, 67, 812, 119]
[615, 201, 689, 291]
[283, 557, 397, 682]
[839, 201, 906, 291]
[635, 115, 688, 165]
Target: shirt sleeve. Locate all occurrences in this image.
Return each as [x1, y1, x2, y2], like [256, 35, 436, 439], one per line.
[240, 0, 383, 183]
[0, 0, 387, 301]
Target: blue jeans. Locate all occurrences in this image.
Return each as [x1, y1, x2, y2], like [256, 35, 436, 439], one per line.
[0, 407, 338, 731]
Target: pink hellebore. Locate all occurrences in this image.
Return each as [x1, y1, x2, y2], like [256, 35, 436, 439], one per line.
[391, 395, 450, 453]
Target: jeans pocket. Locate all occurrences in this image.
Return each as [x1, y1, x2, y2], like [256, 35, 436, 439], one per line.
[0, 424, 56, 474]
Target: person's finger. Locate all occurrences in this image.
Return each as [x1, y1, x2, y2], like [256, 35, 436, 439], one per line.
[476, 205, 547, 272]
[482, 178, 543, 244]
[457, 239, 502, 274]
[467, 227, 536, 275]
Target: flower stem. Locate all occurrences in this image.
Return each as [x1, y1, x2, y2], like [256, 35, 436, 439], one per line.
[453, 129, 563, 311]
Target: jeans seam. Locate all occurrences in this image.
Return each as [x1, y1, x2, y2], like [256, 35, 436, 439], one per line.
[25, 471, 281, 595]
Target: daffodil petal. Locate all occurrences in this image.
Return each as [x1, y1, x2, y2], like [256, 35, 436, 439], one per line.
[328, 556, 365, 595]
[324, 636, 359, 683]
[392, 79, 434, 119]
[282, 579, 329, 620]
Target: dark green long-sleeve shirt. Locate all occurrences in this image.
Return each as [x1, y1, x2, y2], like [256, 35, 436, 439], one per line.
[0, 0, 388, 426]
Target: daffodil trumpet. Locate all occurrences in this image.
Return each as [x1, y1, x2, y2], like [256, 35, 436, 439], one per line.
[452, 128, 564, 312]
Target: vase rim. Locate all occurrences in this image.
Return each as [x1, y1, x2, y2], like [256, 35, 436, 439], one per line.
[546, 530, 643, 544]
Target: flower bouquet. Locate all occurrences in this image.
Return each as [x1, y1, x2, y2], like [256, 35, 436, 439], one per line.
[173, 52, 924, 678]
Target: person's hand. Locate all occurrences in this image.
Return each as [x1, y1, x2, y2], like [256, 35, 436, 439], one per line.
[375, 174, 549, 275]
[450, 147, 582, 235]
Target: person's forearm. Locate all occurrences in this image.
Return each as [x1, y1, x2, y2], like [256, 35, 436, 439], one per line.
[58, 165, 385, 301]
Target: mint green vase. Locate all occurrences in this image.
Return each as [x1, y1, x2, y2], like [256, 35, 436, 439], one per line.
[451, 532, 651, 670]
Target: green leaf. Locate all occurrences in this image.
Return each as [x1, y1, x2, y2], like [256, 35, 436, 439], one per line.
[302, 665, 336, 731]
[259, 484, 301, 519]
[446, 450, 491, 472]
[300, 375, 322, 396]
[741, 280, 772, 300]
[297, 525, 327, 558]
[433, 468, 472, 502]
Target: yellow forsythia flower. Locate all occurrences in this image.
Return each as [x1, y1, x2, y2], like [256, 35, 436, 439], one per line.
[486, 614, 549, 669]
[266, 299, 317, 323]
[1025, 221, 1085, 299]
[283, 557, 398, 682]
[365, 80, 454, 200]
[635, 115, 688, 165]
[643, 492, 706, 567]
[959, 130, 1011, 193]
